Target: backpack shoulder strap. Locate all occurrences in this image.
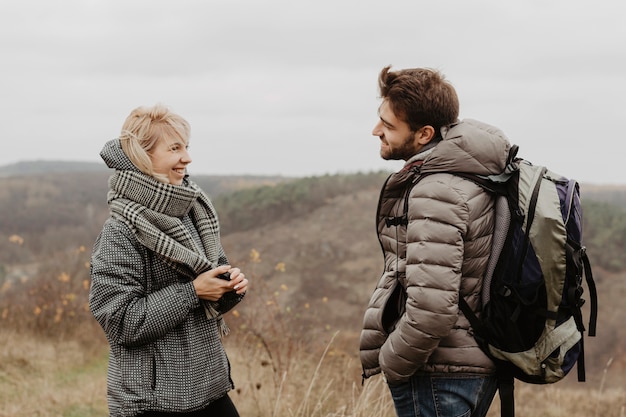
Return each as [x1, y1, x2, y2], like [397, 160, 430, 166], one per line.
[459, 296, 516, 417]
[583, 251, 598, 337]
[458, 297, 480, 332]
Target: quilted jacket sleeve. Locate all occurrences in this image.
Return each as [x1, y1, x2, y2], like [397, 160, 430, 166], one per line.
[379, 174, 471, 384]
[89, 219, 201, 347]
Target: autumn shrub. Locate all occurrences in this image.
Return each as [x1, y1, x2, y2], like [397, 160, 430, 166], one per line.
[222, 248, 393, 417]
[224, 249, 331, 379]
[0, 243, 101, 342]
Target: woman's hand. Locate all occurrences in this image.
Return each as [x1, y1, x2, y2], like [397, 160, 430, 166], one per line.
[227, 267, 249, 295]
[193, 265, 248, 301]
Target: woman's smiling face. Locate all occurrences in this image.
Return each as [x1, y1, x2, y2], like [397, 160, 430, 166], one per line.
[149, 136, 192, 185]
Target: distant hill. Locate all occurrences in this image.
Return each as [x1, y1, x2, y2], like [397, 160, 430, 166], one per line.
[0, 160, 293, 198]
[2, 160, 623, 203]
[581, 183, 626, 207]
[0, 160, 108, 177]
[1, 159, 289, 179]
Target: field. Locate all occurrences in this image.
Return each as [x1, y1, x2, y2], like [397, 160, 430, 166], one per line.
[1, 229, 624, 417]
[1, 329, 624, 417]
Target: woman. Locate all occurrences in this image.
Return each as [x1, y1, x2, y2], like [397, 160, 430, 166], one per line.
[89, 104, 248, 417]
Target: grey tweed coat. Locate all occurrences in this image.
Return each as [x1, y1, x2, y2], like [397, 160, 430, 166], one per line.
[89, 139, 243, 417]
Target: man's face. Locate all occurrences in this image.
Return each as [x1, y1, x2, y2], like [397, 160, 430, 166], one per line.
[372, 99, 418, 161]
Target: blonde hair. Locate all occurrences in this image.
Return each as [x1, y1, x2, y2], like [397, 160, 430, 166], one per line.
[119, 104, 191, 183]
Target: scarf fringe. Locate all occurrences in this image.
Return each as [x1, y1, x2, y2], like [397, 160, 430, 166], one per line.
[203, 303, 230, 337]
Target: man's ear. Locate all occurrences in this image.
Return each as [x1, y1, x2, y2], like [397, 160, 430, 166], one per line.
[415, 125, 436, 145]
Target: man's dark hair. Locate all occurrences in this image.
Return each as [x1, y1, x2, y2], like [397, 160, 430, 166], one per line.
[378, 66, 459, 132]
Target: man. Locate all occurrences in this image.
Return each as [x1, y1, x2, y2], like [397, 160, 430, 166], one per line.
[359, 66, 511, 417]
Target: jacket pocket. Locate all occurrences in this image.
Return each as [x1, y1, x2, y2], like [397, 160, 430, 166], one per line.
[381, 280, 407, 334]
[151, 354, 156, 390]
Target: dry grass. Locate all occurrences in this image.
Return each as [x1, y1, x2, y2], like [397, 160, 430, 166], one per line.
[225, 330, 396, 417]
[1, 245, 624, 416]
[489, 384, 626, 417]
[0, 330, 108, 417]
[0, 328, 625, 417]
[226, 329, 626, 417]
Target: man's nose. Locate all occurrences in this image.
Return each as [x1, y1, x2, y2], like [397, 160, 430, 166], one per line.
[372, 120, 383, 137]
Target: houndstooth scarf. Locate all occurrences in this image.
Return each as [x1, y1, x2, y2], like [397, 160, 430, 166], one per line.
[107, 169, 229, 335]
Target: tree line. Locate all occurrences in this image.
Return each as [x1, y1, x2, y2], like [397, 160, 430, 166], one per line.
[0, 170, 624, 272]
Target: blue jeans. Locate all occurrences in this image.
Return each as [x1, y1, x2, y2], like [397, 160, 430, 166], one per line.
[388, 374, 497, 417]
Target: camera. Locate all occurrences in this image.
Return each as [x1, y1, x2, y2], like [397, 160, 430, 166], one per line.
[217, 272, 231, 280]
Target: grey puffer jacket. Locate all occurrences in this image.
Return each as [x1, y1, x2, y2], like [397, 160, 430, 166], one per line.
[89, 140, 243, 417]
[359, 119, 511, 385]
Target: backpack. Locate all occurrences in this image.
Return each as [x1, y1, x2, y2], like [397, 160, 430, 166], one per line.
[453, 145, 599, 417]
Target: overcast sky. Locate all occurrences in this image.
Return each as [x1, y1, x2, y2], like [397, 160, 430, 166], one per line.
[1, 0, 624, 184]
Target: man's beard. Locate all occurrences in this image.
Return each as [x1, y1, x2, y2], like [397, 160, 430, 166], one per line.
[380, 132, 417, 161]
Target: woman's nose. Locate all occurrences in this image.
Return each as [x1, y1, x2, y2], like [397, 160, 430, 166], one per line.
[182, 148, 192, 163]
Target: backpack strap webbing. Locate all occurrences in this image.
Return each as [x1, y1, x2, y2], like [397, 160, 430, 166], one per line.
[458, 297, 481, 334]
[570, 247, 598, 382]
[583, 251, 598, 337]
[497, 370, 516, 417]
[459, 297, 516, 417]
